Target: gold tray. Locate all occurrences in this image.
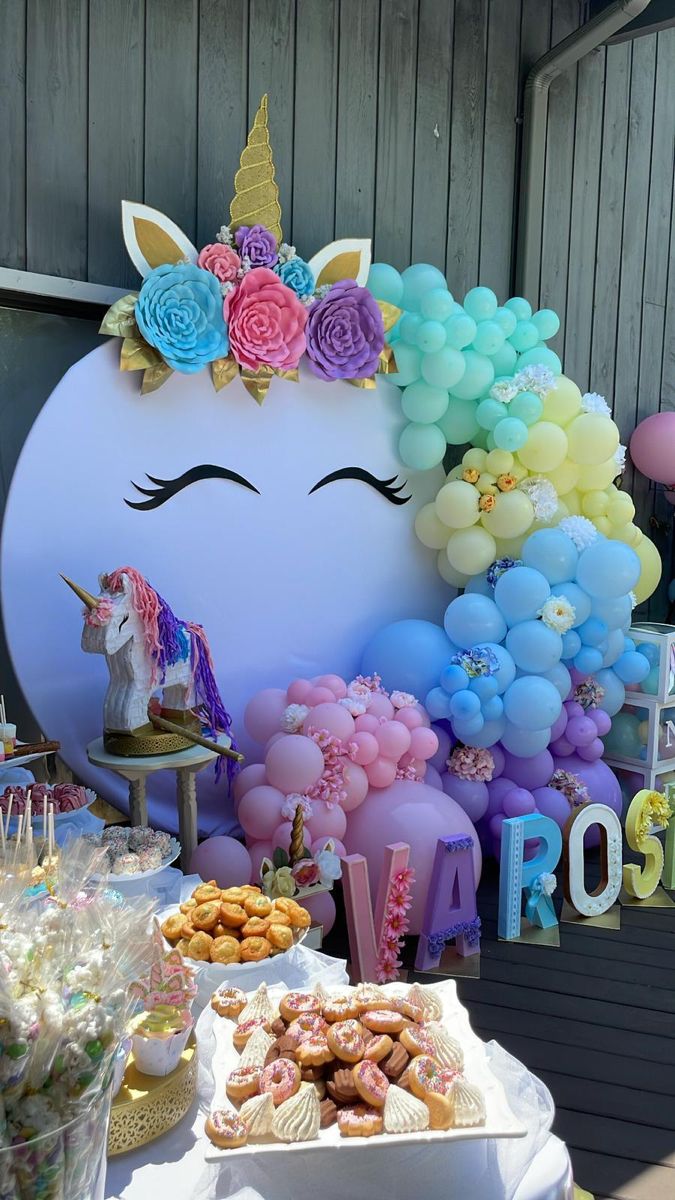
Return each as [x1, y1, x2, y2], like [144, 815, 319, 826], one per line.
[107, 1032, 197, 1156]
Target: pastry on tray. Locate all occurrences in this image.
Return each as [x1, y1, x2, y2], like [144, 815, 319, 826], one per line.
[161, 884, 311, 965]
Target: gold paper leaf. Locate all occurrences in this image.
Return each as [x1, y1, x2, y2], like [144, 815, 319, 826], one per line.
[141, 361, 173, 394]
[275, 368, 299, 383]
[347, 375, 377, 390]
[99, 293, 139, 338]
[378, 345, 398, 375]
[120, 336, 162, 372]
[230, 95, 282, 245]
[316, 252, 364, 289]
[211, 355, 239, 393]
[240, 364, 273, 405]
[133, 218, 188, 269]
[376, 300, 402, 333]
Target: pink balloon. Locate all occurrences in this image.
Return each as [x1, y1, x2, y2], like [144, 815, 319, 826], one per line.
[244, 689, 287, 745]
[343, 780, 481, 933]
[305, 687, 336, 706]
[248, 839, 274, 882]
[393, 707, 424, 730]
[355, 713, 381, 734]
[576, 737, 604, 762]
[350, 731, 379, 766]
[409, 725, 439, 761]
[413, 702, 432, 727]
[366, 756, 398, 788]
[306, 800, 347, 841]
[367, 694, 395, 720]
[424, 764, 444, 790]
[303, 702, 355, 741]
[264, 731, 286, 753]
[271, 821, 294, 852]
[238, 785, 286, 840]
[630, 412, 675, 484]
[311, 835, 347, 858]
[341, 762, 369, 811]
[503, 788, 536, 817]
[566, 716, 597, 748]
[233, 763, 267, 806]
[375, 720, 411, 759]
[265, 735, 325, 793]
[301, 890, 336, 936]
[287, 678, 312, 704]
[589, 708, 611, 736]
[189, 836, 252, 889]
[312, 674, 348, 699]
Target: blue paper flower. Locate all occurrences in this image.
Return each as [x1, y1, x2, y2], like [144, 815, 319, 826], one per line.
[136, 262, 229, 374]
[275, 257, 315, 299]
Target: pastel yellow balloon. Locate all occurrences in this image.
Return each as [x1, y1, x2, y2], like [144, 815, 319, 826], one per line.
[492, 534, 526, 560]
[415, 503, 452, 550]
[567, 413, 619, 465]
[463, 448, 488, 471]
[511, 462, 529, 483]
[576, 458, 618, 492]
[476, 472, 497, 494]
[481, 490, 534, 539]
[613, 521, 643, 548]
[437, 550, 469, 588]
[517, 422, 568, 472]
[435, 479, 480, 528]
[446, 526, 497, 576]
[582, 491, 609, 518]
[545, 459, 580, 496]
[632, 534, 662, 604]
[447, 464, 464, 481]
[486, 449, 514, 475]
[607, 492, 635, 524]
[593, 516, 612, 536]
[541, 375, 582, 425]
[563, 490, 582, 516]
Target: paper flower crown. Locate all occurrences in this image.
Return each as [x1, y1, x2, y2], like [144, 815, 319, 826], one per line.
[101, 95, 397, 403]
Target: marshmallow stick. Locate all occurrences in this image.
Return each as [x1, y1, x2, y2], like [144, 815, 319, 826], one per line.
[25, 793, 33, 858]
[13, 815, 23, 865]
[48, 805, 55, 861]
[0, 811, 5, 854]
[0, 693, 6, 728]
[5, 794, 13, 840]
[42, 794, 48, 845]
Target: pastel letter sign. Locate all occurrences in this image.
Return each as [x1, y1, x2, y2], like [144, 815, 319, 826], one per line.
[498, 814, 562, 941]
[563, 802, 622, 917]
[414, 835, 480, 972]
[623, 789, 667, 900]
[342, 843, 410, 982]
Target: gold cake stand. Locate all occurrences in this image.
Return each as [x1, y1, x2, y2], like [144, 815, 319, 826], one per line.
[107, 1033, 197, 1156]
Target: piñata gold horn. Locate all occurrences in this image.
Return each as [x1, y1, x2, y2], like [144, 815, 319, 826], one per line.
[230, 94, 282, 245]
[60, 574, 98, 611]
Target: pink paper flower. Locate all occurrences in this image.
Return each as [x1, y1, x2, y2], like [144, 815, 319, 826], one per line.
[224, 266, 307, 371]
[448, 745, 494, 783]
[291, 859, 321, 888]
[197, 243, 241, 284]
[375, 866, 415, 984]
[85, 597, 113, 627]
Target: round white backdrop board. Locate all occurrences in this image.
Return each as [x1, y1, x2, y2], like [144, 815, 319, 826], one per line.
[1, 340, 447, 834]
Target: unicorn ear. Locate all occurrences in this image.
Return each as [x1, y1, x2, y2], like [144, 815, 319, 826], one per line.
[122, 200, 199, 279]
[307, 238, 372, 289]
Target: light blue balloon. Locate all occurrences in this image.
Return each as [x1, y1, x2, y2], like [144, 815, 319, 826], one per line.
[590, 594, 633, 630]
[399, 422, 446, 469]
[561, 630, 582, 659]
[509, 320, 539, 353]
[506, 621, 563, 673]
[613, 650, 650, 685]
[444, 313, 478, 349]
[516, 346, 562, 375]
[420, 287, 455, 322]
[440, 664, 470, 694]
[553, 581, 591, 627]
[400, 263, 448, 311]
[482, 695, 504, 721]
[463, 286, 498, 322]
[501, 722, 553, 756]
[425, 686, 454, 720]
[522, 529, 579, 584]
[636, 641, 659, 666]
[595, 669, 625, 717]
[601, 628, 626, 668]
[494, 416, 528, 452]
[578, 618, 609, 647]
[462, 715, 506, 748]
[389, 342, 422, 386]
[469, 675, 499, 701]
[421, 346, 466, 389]
[480, 642, 517, 693]
[401, 381, 449, 425]
[476, 398, 507, 430]
[367, 263, 404, 305]
[623, 637, 636, 652]
[576, 540, 641, 600]
[444, 594, 507, 649]
[472, 320, 505, 356]
[509, 390, 543, 426]
[437, 397, 480, 444]
[574, 646, 603, 674]
[532, 308, 560, 340]
[489, 342, 518, 375]
[360, 619, 454, 697]
[494, 565, 550, 626]
[450, 690, 481, 720]
[416, 320, 447, 353]
[464, 571, 493, 598]
[503, 676, 562, 731]
[505, 297, 532, 321]
[452, 713, 486, 738]
[494, 306, 518, 337]
[641, 666, 659, 694]
[542, 662, 572, 700]
[451, 351, 495, 400]
[400, 312, 425, 344]
[603, 711, 641, 757]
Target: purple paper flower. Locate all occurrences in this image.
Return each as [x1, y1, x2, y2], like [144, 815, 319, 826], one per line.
[305, 280, 384, 382]
[234, 224, 278, 268]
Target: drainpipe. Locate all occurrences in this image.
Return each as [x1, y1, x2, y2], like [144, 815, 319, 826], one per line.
[515, 0, 653, 302]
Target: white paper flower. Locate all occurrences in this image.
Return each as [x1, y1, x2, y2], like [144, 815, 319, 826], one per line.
[281, 793, 312, 822]
[539, 595, 576, 634]
[518, 477, 558, 521]
[539, 872, 557, 897]
[280, 704, 309, 733]
[490, 379, 518, 404]
[315, 847, 342, 886]
[513, 365, 556, 398]
[614, 443, 627, 471]
[390, 690, 417, 709]
[558, 516, 599, 550]
[581, 391, 611, 416]
[339, 695, 368, 716]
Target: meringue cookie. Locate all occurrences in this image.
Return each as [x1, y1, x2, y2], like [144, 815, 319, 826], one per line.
[272, 1082, 320, 1142]
[406, 982, 443, 1022]
[239, 1025, 275, 1069]
[425, 1022, 464, 1071]
[449, 1077, 486, 1127]
[239, 982, 275, 1025]
[384, 1084, 429, 1134]
[239, 1091, 275, 1139]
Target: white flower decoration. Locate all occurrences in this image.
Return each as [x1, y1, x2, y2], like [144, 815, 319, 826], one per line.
[581, 391, 611, 417]
[539, 872, 557, 896]
[216, 224, 234, 246]
[339, 695, 368, 716]
[281, 792, 312, 822]
[629, 591, 638, 609]
[614, 444, 627, 471]
[277, 241, 297, 264]
[315, 845, 342, 886]
[539, 595, 576, 634]
[280, 704, 309, 733]
[490, 379, 518, 404]
[390, 690, 417, 709]
[558, 516, 599, 550]
[519, 477, 558, 521]
[513, 365, 557, 398]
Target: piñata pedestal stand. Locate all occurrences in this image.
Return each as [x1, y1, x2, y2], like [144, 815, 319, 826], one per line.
[87, 737, 228, 868]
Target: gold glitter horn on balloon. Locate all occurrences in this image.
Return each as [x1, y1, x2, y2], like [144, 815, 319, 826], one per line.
[60, 574, 98, 610]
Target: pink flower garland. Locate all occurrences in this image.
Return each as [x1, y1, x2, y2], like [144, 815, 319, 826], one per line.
[375, 867, 415, 983]
[306, 727, 349, 809]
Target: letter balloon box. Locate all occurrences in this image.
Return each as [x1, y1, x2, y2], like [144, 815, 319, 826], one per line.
[603, 624, 675, 792]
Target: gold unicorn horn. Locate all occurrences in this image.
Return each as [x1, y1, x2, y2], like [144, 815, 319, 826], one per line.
[230, 95, 282, 245]
[60, 574, 98, 611]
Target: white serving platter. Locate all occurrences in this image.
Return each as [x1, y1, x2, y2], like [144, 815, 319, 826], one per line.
[204, 979, 526, 1162]
[92, 837, 181, 882]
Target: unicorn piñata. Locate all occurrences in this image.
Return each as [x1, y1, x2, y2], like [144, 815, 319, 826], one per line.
[62, 566, 238, 776]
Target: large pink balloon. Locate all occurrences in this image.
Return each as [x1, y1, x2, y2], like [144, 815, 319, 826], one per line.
[311, 835, 347, 858]
[287, 678, 312, 704]
[375, 720, 411, 759]
[189, 836, 252, 888]
[303, 702, 355, 741]
[343, 780, 481, 933]
[341, 762, 370, 811]
[306, 800, 347, 841]
[233, 763, 267, 815]
[301, 890, 336, 936]
[248, 839, 274, 882]
[312, 674, 348, 699]
[238, 785, 285, 840]
[630, 412, 675, 484]
[244, 689, 287, 745]
[266, 735, 325, 793]
[271, 821, 294, 852]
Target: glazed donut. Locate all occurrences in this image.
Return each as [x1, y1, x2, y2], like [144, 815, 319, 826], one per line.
[295, 1035, 334, 1068]
[322, 995, 358, 1023]
[326, 1019, 365, 1063]
[260, 1058, 301, 1106]
[408, 1055, 455, 1099]
[392, 996, 424, 1022]
[210, 936, 241, 965]
[211, 985, 247, 1019]
[244, 894, 273, 918]
[285, 1014, 328, 1047]
[205, 1109, 248, 1148]
[337, 1104, 383, 1138]
[240, 936, 271, 962]
[225, 1065, 262, 1102]
[399, 1024, 436, 1058]
[233, 1018, 271, 1051]
[219, 902, 248, 928]
[192, 901, 221, 931]
[363, 1033, 393, 1063]
[352, 1059, 389, 1107]
[267, 923, 294, 951]
[360, 1009, 407, 1035]
[279, 992, 322, 1023]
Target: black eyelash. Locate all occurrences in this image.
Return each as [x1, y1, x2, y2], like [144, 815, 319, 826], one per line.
[309, 467, 411, 505]
[125, 466, 260, 510]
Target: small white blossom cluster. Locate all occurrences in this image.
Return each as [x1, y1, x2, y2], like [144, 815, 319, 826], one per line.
[559, 515, 599, 550]
[614, 444, 627, 471]
[216, 224, 234, 246]
[277, 241, 296, 264]
[281, 703, 310, 732]
[519, 476, 558, 520]
[581, 391, 611, 416]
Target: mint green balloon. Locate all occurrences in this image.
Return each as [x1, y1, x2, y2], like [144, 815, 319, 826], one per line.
[473, 427, 490, 449]
[415, 320, 447, 353]
[421, 346, 466, 388]
[390, 342, 422, 386]
[505, 296, 532, 320]
[445, 313, 477, 349]
[494, 306, 518, 337]
[400, 263, 447, 311]
[486, 431, 497, 450]
[509, 390, 543, 425]
[472, 320, 505, 356]
[420, 288, 455, 322]
[367, 263, 404, 305]
[510, 320, 539, 352]
[476, 398, 506, 430]
[450, 350, 494, 400]
[532, 308, 560, 340]
[399, 421, 447, 469]
[402, 381, 449, 424]
[463, 286, 498, 321]
[399, 312, 424, 344]
[516, 346, 562, 374]
[438, 397, 480, 444]
[490, 342, 518, 376]
[494, 416, 528, 451]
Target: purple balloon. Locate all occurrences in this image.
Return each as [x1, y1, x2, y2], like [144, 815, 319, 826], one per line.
[486, 777, 518, 817]
[424, 764, 444, 790]
[564, 701, 585, 720]
[503, 787, 536, 817]
[429, 724, 453, 771]
[550, 736, 575, 757]
[532, 786, 571, 829]
[588, 708, 611, 736]
[442, 772, 489, 822]
[189, 836, 253, 888]
[576, 737, 604, 762]
[489, 813, 505, 838]
[490, 744, 506, 779]
[566, 716, 598, 748]
[550, 752, 622, 847]
[549, 709, 568, 742]
[500, 749, 554, 791]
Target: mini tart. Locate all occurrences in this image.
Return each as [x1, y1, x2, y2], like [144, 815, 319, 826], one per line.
[238, 982, 275, 1025]
[239, 1091, 275, 1139]
[448, 1077, 486, 1127]
[271, 1082, 320, 1143]
[424, 1022, 464, 1072]
[384, 1084, 430, 1134]
[205, 1109, 248, 1149]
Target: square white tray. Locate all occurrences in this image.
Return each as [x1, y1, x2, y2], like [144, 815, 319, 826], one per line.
[204, 979, 526, 1162]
